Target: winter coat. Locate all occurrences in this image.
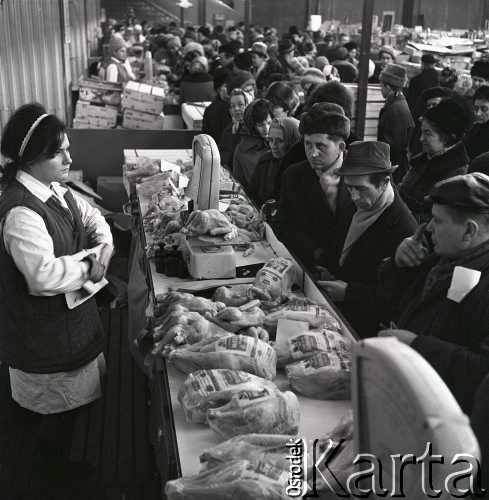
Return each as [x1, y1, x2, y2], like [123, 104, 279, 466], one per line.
[377, 93, 415, 184]
[464, 120, 489, 162]
[378, 241, 489, 413]
[218, 122, 241, 171]
[406, 68, 439, 113]
[233, 136, 269, 192]
[331, 60, 358, 83]
[399, 142, 469, 225]
[274, 160, 355, 271]
[179, 72, 216, 103]
[318, 191, 418, 338]
[202, 95, 232, 144]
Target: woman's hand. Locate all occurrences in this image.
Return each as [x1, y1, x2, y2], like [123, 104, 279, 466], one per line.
[97, 243, 114, 272]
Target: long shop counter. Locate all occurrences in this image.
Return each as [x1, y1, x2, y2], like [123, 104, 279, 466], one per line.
[125, 148, 355, 498]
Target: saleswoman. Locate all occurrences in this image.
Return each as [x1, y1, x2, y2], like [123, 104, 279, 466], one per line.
[0, 104, 113, 489]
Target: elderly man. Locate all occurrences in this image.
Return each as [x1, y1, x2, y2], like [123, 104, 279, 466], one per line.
[379, 173, 489, 413]
[274, 103, 355, 271]
[316, 141, 418, 337]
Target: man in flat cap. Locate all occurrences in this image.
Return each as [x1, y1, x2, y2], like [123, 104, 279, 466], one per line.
[379, 173, 489, 413]
[274, 103, 355, 271]
[315, 141, 418, 337]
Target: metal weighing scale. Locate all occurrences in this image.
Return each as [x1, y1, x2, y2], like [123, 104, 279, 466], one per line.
[352, 338, 480, 499]
[182, 134, 273, 279]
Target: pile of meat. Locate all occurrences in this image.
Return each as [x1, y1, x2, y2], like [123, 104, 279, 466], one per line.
[165, 411, 354, 499]
[178, 369, 300, 438]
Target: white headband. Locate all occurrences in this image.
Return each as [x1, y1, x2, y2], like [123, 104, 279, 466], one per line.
[18, 113, 49, 159]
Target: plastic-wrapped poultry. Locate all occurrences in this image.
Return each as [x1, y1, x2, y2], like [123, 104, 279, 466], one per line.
[178, 369, 279, 423]
[165, 459, 288, 500]
[199, 411, 354, 495]
[125, 157, 159, 184]
[247, 258, 296, 309]
[165, 334, 277, 380]
[264, 298, 341, 337]
[205, 300, 265, 333]
[213, 284, 252, 307]
[274, 329, 352, 368]
[286, 347, 352, 400]
[207, 388, 300, 439]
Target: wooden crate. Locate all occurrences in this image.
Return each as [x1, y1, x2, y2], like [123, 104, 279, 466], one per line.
[344, 83, 384, 141]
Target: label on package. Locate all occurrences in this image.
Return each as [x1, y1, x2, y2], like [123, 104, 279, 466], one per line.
[234, 388, 272, 408]
[214, 335, 277, 368]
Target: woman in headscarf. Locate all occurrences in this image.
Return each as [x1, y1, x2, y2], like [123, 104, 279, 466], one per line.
[218, 88, 251, 172]
[233, 99, 274, 192]
[179, 55, 215, 103]
[247, 116, 300, 208]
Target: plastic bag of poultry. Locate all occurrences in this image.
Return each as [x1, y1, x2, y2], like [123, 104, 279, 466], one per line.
[165, 334, 277, 380]
[200, 433, 292, 472]
[199, 411, 355, 495]
[247, 258, 296, 308]
[207, 388, 300, 439]
[204, 300, 265, 336]
[273, 329, 351, 368]
[264, 298, 341, 337]
[182, 209, 238, 240]
[286, 349, 351, 400]
[165, 459, 288, 500]
[178, 369, 278, 423]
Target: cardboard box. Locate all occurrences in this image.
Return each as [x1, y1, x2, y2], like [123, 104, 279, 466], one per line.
[122, 109, 165, 130]
[181, 102, 211, 130]
[75, 101, 118, 128]
[78, 77, 122, 106]
[121, 81, 165, 115]
[96, 176, 128, 213]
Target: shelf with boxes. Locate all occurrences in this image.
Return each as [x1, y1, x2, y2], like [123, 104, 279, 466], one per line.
[121, 81, 166, 130]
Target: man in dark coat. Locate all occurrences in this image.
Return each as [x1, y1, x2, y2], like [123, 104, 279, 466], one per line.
[378, 173, 489, 414]
[315, 141, 418, 338]
[378, 63, 415, 185]
[406, 54, 439, 114]
[201, 67, 232, 144]
[274, 103, 355, 272]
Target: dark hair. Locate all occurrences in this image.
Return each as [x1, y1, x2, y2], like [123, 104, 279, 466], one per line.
[368, 173, 391, 187]
[473, 85, 489, 103]
[306, 81, 353, 118]
[422, 117, 457, 147]
[264, 81, 299, 114]
[1, 103, 65, 187]
[250, 99, 273, 124]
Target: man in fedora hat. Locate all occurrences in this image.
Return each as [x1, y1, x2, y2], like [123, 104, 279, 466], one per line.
[378, 63, 414, 184]
[250, 41, 283, 95]
[274, 103, 355, 272]
[315, 141, 418, 337]
[378, 173, 489, 414]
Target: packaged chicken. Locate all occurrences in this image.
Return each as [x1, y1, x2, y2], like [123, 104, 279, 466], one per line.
[286, 349, 351, 400]
[178, 369, 278, 423]
[199, 412, 354, 494]
[274, 329, 351, 368]
[213, 284, 252, 307]
[182, 209, 238, 239]
[165, 334, 277, 380]
[264, 298, 341, 337]
[165, 459, 288, 500]
[247, 258, 296, 308]
[207, 388, 300, 439]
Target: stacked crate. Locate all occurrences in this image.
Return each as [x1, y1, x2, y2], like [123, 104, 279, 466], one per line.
[344, 83, 384, 142]
[74, 78, 122, 129]
[121, 81, 165, 130]
[181, 102, 211, 130]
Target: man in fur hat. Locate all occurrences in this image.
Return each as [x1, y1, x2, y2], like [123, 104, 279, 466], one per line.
[274, 104, 355, 271]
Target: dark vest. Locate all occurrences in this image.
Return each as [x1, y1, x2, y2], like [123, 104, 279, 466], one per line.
[0, 180, 104, 373]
